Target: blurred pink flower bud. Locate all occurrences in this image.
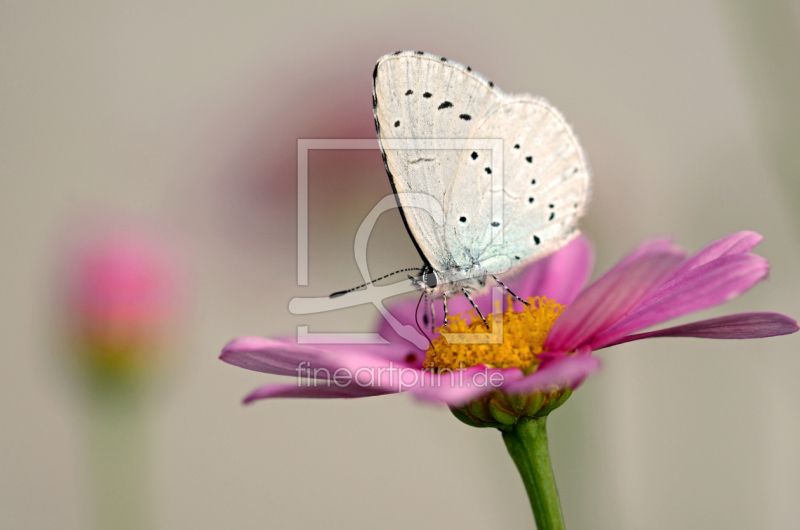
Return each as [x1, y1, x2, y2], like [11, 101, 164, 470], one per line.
[63, 227, 184, 378]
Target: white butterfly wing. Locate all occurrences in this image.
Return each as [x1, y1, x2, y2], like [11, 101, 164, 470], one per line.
[373, 51, 504, 271]
[444, 97, 590, 272]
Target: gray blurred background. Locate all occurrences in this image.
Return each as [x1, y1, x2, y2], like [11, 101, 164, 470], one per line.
[2, 0, 800, 528]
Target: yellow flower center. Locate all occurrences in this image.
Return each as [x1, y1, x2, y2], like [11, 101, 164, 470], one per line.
[423, 297, 564, 374]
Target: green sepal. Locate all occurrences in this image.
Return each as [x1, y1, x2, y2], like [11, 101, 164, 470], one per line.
[536, 388, 572, 418]
[450, 407, 484, 428]
[488, 401, 518, 425]
[449, 387, 573, 429]
[465, 398, 495, 424]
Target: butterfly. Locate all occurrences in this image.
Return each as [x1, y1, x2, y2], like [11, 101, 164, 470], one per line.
[335, 51, 590, 331]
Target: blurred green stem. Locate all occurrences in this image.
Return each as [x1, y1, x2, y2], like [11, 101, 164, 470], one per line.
[723, 0, 800, 220]
[87, 382, 151, 530]
[502, 417, 564, 530]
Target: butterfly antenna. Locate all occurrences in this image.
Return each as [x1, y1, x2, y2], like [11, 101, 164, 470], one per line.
[462, 288, 489, 329]
[329, 267, 423, 298]
[491, 275, 530, 306]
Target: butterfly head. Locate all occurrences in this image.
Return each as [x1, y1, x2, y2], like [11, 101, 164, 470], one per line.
[411, 266, 440, 294]
[412, 264, 493, 299]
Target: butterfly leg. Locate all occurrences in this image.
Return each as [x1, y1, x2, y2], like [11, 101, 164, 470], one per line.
[429, 295, 436, 334]
[442, 292, 449, 331]
[422, 292, 430, 328]
[462, 288, 489, 329]
[491, 274, 530, 307]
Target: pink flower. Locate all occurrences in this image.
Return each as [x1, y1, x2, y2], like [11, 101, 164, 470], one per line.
[220, 232, 797, 411]
[64, 228, 183, 375]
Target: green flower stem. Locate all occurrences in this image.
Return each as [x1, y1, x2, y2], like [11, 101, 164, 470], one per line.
[502, 416, 564, 530]
[86, 381, 151, 530]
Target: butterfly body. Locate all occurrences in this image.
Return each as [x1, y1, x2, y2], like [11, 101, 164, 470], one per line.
[411, 257, 512, 300]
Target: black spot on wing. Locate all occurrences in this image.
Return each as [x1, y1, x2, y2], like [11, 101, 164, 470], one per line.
[459, 216, 466, 222]
[394, 120, 400, 127]
[459, 114, 471, 120]
[485, 167, 492, 174]
[514, 144, 520, 149]
[526, 156, 533, 163]
[549, 212, 555, 221]
[441, 57, 447, 61]
[491, 221, 500, 227]
[416, 51, 424, 55]
[488, 81, 494, 87]
[471, 152, 478, 160]
[405, 89, 413, 96]
[528, 197, 534, 203]
[423, 92, 432, 98]
[533, 235, 540, 245]
[394, 50, 402, 55]
[531, 179, 536, 185]
[438, 101, 453, 110]
[466, 66, 472, 72]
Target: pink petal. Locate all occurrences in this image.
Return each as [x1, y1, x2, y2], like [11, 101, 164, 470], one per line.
[407, 366, 526, 406]
[461, 234, 594, 314]
[503, 355, 602, 395]
[220, 336, 410, 377]
[376, 297, 442, 358]
[509, 234, 594, 308]
[591, 254, 769, 349]
[221, 336, 331, 376]
[242, 366, 529, 407]
[612, 237, 680, 269]
[668, 231, 762, 281]
[222, 336, 508, 404]
[600, 312, 798, 347]
[545, 242, 685, 352]
[243, 382, 390, 403]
